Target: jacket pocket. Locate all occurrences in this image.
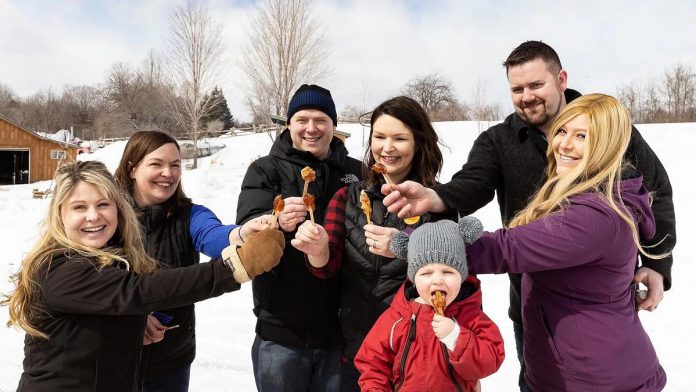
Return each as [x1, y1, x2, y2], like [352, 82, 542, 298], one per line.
[539, 305, 563, 364]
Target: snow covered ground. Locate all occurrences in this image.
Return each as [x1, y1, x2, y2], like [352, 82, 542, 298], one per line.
[1, 121, 694, 391]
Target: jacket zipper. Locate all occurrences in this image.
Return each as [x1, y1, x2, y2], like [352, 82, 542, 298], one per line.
[369, 255, 382, 320]
[395, 314, 417, 392]
[134, 315, 147, 391]
[441, 342, 463, 392]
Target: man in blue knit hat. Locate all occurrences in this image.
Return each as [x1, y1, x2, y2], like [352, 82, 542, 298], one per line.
[236, 84, 363, 391]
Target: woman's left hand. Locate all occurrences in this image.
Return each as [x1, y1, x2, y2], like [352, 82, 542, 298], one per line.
[364, 224, 399, 258]
[143, 315, 166, 345]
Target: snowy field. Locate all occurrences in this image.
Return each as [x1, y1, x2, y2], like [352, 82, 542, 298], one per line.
[1, 121, 694, 391]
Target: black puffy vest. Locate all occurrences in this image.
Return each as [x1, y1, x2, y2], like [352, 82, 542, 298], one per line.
[340, 182, 450, 359]
[138, 203, 199, 377]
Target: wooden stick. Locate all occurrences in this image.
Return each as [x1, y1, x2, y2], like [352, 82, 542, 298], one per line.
[308, 207, 315, 224]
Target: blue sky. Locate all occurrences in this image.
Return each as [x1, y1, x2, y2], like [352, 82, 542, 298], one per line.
[1, 0, 695, 121]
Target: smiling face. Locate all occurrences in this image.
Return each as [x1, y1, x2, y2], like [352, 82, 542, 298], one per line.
[414, 263, 462, 309]
[552, 114, 588, 175]
[508, 58, 567, 135]
[61, 181, 118, 249]
[288, 109, 335, 160]
[130, 143, 181, 207]
[371, 114, 416, 184]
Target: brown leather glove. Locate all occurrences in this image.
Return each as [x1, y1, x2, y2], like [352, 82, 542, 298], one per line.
[236, 228, 285, 280]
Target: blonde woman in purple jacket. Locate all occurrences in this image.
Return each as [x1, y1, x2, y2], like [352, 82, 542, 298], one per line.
[463, 94, 667, 391]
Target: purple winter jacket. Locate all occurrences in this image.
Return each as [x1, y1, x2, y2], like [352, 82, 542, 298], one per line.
[466, 176, 666, 391]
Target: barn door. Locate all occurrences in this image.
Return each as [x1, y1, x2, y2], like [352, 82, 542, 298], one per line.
[0, 150, 30, 185]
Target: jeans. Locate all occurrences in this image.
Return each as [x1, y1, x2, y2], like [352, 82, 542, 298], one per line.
[141, 364, 191, 392]
[513, 321, 531, 392]
[251, 335, 341, 392]
[339, 359, 361, 392]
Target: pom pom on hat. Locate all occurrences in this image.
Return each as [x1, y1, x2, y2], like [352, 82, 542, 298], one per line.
[390, 231, 410, 260]
[459, 216, 484, 244]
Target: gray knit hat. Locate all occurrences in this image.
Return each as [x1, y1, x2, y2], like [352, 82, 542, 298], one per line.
[390, 216, 484, 281]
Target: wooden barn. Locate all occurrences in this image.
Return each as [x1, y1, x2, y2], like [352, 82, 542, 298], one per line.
[0, 114, 79, 185]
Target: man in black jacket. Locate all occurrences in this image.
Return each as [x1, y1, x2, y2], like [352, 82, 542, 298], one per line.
[236, 84, 363, 392]
[382, 41, 676, 392]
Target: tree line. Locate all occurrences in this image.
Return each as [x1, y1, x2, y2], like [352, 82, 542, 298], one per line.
[342, 73, 504, 122]
[0, 27, 234, 147]
[617, 64, 696, 123]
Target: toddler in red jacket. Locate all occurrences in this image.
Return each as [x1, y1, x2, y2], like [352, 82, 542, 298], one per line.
[354, 217, 504, 392]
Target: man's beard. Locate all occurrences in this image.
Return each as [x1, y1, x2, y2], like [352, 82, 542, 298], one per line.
[520, 104, 551, 126]
[518, 91, 563, 127]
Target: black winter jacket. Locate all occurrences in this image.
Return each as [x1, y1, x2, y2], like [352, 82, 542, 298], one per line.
[18, 252, 239, 392]
[433, 89, 676, 324]
[236, 129, 362, 348]
[340, 182, 452, 359]
[138, 203, 200, 378]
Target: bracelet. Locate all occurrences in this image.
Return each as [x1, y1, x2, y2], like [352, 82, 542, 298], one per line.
[238, 227, 245, 243]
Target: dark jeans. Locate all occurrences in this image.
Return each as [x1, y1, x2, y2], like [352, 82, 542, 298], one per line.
[513, 321, 531, 392]
[251, 334, 341, 392]
[141, 364, 191, 392]
[339, 360, 361, 392]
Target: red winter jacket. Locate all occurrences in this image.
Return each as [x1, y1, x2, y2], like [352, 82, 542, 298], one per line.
[354, 276, 504, 392]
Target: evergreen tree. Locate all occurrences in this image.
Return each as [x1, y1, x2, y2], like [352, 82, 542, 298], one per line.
[202, 86, 235, 129]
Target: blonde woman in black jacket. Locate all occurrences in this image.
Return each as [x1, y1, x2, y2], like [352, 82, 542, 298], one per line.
[2, 161, 284, 391]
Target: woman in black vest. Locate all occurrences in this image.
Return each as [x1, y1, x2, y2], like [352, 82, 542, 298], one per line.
[114, 131, 270, 392]
[292, 96, 452, 391]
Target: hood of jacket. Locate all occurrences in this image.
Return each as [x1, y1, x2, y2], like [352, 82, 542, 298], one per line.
[389, 275, 483, 320]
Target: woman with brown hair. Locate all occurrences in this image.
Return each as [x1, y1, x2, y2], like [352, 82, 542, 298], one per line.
[114, 131, 271, 391]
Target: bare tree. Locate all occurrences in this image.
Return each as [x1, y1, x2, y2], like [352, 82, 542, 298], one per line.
[430, 101, 471, 122]
[0, 83, 20, 120]
[662, 64, 695, 122]
[340, 105, 365, 122]
[166, 0, 224, 168]
[401, 72, 456, 114]
[617, 82, 644, 123]
[105, 63, 145, 127]
[645, 82, 668, 123]
[241, 0, 330, 125]
[470, 79, 502, 121]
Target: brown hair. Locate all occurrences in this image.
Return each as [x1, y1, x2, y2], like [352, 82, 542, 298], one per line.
[114, 131, 191, 214]
[503, 40, 563, 75]
[363, 96, 443, 187]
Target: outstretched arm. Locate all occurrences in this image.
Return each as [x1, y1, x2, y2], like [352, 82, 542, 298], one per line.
[381, 181, 445, 218]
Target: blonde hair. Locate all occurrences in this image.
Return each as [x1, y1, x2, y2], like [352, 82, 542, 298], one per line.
[2, 161, 157, 338]
[509, 94, 657, 258]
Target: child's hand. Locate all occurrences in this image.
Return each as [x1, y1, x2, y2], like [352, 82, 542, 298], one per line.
[432, 314, 455, 339]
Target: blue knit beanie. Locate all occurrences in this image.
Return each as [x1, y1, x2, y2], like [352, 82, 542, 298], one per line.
[287, 84, 337, 125]
[390, 216, 484, 281]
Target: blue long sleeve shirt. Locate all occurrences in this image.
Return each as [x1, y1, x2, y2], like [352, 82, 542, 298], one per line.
[189, 204, 237, 258]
